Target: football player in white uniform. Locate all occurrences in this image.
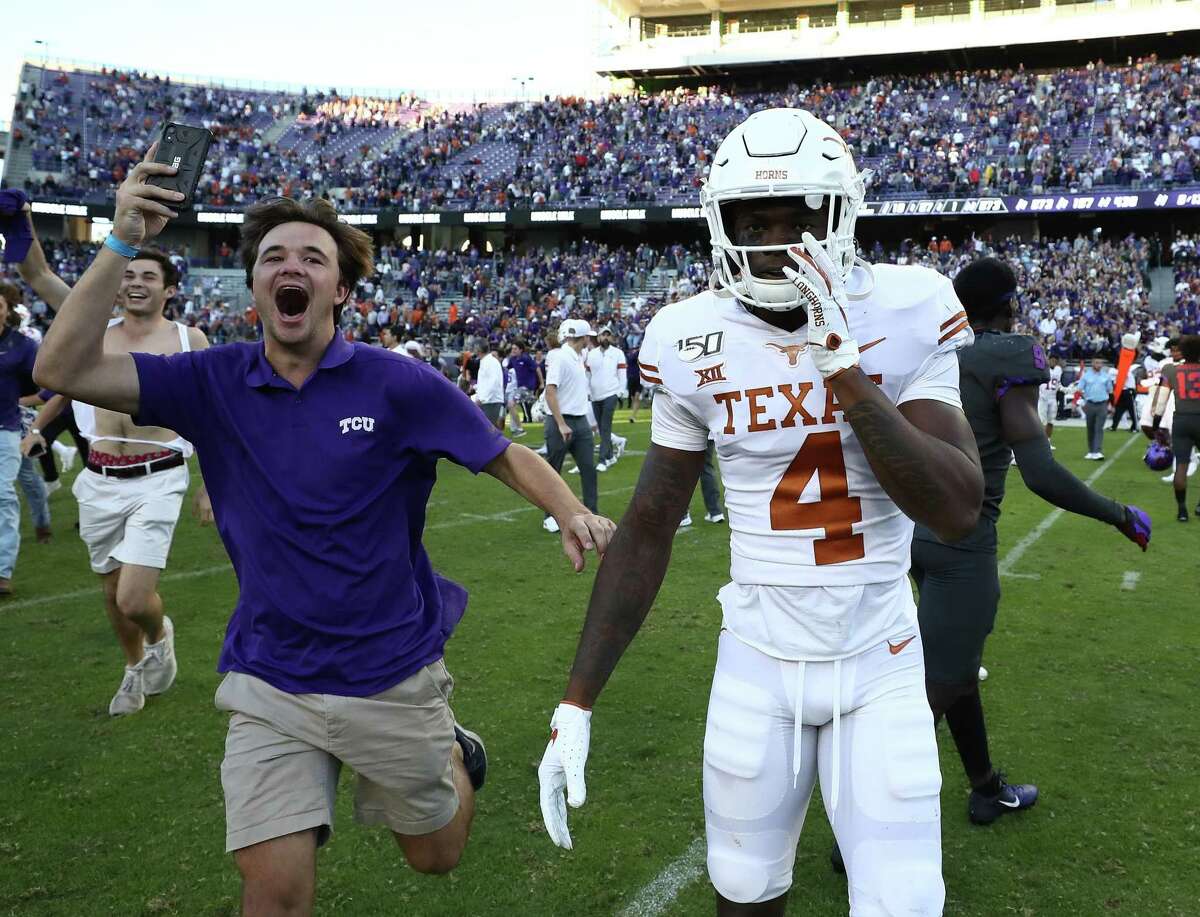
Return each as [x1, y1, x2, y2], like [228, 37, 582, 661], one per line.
[1037, 355, 1062, 447]
[537, 109, 984, 917]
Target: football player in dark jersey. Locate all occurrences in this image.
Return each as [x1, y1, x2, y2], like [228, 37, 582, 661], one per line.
[914, 257, 1151, 825]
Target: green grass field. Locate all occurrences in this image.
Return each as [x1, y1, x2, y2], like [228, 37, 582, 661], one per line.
[2, 416, 1196, 916]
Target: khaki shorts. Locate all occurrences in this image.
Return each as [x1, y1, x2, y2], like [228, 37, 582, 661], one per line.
[215, 662, 459, 853]
[72, 464, 188, 574]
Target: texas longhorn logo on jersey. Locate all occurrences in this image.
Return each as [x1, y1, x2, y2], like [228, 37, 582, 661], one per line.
[765, 342, 807, 366]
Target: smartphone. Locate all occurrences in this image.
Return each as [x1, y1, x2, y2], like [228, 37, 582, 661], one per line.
[146, 122, 213, 210]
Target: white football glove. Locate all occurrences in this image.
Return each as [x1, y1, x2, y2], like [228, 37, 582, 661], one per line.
[537, 702, 592, 850]
[783, 231, 860, 380]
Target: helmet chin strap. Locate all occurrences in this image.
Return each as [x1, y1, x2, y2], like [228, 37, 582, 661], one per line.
[846, 257, 875, 301]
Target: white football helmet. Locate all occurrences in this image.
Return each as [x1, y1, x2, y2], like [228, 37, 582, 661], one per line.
[701, 108, 872, 312]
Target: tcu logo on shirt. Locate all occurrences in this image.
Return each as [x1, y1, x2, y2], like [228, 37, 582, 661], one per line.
[338, 416, 376, 434]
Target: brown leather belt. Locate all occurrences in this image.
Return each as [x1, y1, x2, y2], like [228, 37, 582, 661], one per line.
[86, 452, 185, 479]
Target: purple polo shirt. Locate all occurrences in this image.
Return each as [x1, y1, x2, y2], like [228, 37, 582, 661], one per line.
[131, 333, 510, 696]
[0, 327, 39, 432]
[510, 352, 538, 390]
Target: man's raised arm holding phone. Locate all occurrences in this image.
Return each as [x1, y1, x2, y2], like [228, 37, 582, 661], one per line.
[33, 144, 184, 408]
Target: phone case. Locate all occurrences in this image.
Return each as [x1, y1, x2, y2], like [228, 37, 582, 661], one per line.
[147, 122, 213, 210]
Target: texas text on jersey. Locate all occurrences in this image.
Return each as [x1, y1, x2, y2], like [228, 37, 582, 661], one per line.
[640, 263, 973, 656]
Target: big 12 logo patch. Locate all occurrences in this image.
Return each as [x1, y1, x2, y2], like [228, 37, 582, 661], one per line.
[675, 331, 725, 363]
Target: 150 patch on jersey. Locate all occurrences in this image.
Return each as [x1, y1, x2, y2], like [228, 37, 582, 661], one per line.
[676, 331, 724, 363]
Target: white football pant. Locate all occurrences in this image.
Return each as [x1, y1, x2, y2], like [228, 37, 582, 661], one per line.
[703, 630, 943, 916]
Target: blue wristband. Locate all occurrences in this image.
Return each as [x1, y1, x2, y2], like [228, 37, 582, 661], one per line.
[104, 234, 139, 259]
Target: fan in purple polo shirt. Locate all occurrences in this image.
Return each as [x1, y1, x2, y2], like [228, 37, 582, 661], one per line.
[34, 146, 616, 913]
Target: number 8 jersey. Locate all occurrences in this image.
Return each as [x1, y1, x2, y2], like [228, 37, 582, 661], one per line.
[641, 264, 973, 658]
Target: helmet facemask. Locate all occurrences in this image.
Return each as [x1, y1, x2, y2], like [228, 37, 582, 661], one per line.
[704, 179, 868, 313]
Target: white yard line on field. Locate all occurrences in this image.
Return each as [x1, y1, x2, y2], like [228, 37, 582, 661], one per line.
[3, 563, 233, 612]
[425, 485, 635, 531]
[998, 433, 1138, 578]
[1121, 571, 1141, 591]
[9, 485, 640, 611]
[619, 837, 707, 917]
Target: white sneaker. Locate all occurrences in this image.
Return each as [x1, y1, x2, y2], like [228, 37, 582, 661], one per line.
[614, 438, 626, 460]
[704, 512, 725, 524]
[1095, 453, 1105, 461]
[542, 517, 560, 533]
[109, 665, 146, 717]
[568, 464, 579, 474]
[596, 460, 608, 473]
[1049, 444, 1056, 451]
[141, 616, 177, 696]
[1162, 471, 1176, 482]
[53, 442, 78, 471]
[510, 428, 527, 437]
[677, 512, 692, 529]
[44, 480, 62, 496]
[535, 444, 548, 456]
[978, 666, 989, 682]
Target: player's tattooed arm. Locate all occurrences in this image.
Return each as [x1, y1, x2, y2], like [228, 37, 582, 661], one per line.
[563, 444, 705, 707]
[834, 370, 983, 542]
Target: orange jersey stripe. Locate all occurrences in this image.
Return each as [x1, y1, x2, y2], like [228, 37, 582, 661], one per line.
[640, 371, 664, 385]
[639, 362, 660, 372]
[938, 319, 970, 345]
[939, 310, 967, 330]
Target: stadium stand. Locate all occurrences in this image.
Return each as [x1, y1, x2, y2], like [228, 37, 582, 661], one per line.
[6, 55, 1198, 210]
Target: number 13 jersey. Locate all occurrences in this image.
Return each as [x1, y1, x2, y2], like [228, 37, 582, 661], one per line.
[641, 264, 973, 659]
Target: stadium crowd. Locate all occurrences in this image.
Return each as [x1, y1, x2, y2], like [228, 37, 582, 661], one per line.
[9, 55, 1199, 210]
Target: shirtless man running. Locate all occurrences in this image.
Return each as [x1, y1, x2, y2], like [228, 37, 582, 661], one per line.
[25, 247, 211, 716]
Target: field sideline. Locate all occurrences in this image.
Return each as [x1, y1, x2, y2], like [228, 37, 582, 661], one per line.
[1, 415, 1195, 917]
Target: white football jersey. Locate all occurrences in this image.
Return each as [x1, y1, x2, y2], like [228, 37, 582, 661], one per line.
[1039, 364, 1062, 398]
[641, 264, 972, 658]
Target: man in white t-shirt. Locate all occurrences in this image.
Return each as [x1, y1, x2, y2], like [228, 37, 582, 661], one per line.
[541, 320, 596, 532]
[536, 109, 983, 917]
[1038, 354, 1063, 447]
[582, 325, 626, 471]
[474, 342, 506, 431]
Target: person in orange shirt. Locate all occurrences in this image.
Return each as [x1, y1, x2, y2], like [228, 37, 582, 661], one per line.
[448, 303, 459, 325]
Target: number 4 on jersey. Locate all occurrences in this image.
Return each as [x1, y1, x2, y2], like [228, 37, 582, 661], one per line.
[770, 431, 865, 565]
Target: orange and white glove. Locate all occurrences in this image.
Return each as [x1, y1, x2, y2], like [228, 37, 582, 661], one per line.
[537, 701, 591, 849]
[784, 231, 860, 380]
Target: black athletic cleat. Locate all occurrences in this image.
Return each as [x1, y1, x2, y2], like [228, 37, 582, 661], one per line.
[969, 772, 1038, 825]
[454, 724, 488, 791]
[1178, 508, 1190, 523]
[830, 842, 845, 875]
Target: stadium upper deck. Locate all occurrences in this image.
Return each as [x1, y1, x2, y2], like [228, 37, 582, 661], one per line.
[595, 0, 1200, 77]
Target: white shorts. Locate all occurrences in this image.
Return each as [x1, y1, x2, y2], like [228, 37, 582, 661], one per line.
[73, 464, 189, 574]
[1037, 394, 1057, 424]
[703, 630, 943, 914]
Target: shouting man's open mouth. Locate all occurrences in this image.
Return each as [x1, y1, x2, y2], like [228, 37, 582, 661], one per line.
[275, 285, 310, 325]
